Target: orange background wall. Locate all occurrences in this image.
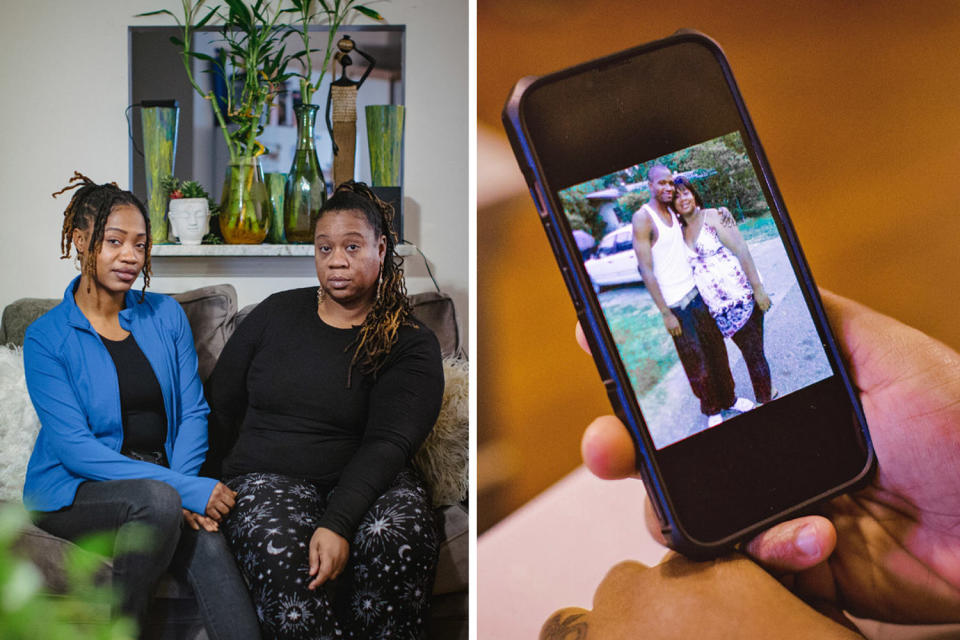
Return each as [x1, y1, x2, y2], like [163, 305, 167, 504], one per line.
[477, 0, 960, 531]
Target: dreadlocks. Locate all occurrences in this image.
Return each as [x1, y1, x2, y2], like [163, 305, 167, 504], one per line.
[53, 171, 153, 298]
[320, 181, 414, 385]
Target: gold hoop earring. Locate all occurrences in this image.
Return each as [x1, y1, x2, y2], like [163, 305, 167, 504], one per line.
[316, 285, 325, 305]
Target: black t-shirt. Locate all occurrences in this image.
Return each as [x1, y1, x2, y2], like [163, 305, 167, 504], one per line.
[206, 287, 444, 539]
[100, 333, 168, 460]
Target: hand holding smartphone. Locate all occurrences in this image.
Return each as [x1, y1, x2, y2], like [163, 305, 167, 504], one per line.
[502, 30, 875, 557]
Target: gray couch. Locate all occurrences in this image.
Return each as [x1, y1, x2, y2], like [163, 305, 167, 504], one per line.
[1, 284, 467, 639]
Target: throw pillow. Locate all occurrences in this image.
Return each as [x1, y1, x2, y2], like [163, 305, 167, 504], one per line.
[0, 346, 41, 502]
[414, 357, 469, 507]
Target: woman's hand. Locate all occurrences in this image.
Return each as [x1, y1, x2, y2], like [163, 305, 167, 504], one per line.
[575, 291, 960, 623]
[183, 508, 219, 532]
[308, 527, 349, 590]
[205, 481, 237, 522]
[754, 286, 772, 312]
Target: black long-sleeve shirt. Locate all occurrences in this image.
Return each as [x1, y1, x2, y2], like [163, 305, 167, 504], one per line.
[206, 287, 444, 539]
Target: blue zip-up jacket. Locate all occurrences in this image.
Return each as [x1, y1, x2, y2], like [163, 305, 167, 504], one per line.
[22, 277, 218, 515]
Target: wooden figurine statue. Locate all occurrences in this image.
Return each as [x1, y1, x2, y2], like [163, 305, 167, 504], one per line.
[325, 35, 376, 187]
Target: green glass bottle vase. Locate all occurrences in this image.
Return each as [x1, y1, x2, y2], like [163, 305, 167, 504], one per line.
[219, 157, 271, 244]
[284, 104, 327, 243]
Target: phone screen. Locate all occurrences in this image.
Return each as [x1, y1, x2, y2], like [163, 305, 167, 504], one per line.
[506, 35, 873, 548]
[557, 131, 833, 449]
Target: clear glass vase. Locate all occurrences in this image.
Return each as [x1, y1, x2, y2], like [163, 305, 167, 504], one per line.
[219, 157, 271, 244]
[284, 104, 327, 243]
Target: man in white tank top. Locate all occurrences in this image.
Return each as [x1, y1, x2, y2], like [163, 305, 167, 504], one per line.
[632, 165, 750, 425]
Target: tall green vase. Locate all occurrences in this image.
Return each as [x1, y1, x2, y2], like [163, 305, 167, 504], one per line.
[141, 105, 179, 244]
[284, 104, 326, 244]
[265, 172, 287, 244]
[365, 105, 404, 186]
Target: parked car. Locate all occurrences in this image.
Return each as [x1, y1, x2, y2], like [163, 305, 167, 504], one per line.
[584, 225, 643, 291]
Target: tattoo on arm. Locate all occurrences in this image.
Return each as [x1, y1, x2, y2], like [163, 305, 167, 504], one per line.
[540, 612, 589, 640]
[718, 207, 736, 228]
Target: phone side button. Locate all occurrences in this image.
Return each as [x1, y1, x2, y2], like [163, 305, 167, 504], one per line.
[602, 379, 624, 416]
[529, 181, 549, 218]
[559, 265, 583, 310]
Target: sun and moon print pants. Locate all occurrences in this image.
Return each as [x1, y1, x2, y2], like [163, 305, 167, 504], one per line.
[222, 468, 438, 639]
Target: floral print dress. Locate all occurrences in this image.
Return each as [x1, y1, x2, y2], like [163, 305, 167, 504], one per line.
[686, 222, 755, 338]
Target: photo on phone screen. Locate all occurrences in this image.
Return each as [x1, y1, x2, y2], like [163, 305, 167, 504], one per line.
[558, 131, 833, 449]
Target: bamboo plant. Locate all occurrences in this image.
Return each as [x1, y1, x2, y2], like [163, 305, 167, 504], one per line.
[283, 0, 384, 105]
[139, 0, 302, 241]
[138, 0, 297, 164]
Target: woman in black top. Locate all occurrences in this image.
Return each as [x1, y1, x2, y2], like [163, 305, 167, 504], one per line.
[208, 182, 444, 639]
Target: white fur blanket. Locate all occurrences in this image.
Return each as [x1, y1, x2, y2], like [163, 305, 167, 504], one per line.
[414, 357, 470, 506]
[0, 347, 41, 502]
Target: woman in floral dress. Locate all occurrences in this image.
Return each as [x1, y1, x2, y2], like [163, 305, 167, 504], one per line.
[672, 176, 776, 404]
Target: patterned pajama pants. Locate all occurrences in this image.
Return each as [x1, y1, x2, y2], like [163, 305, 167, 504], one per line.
[222, 468, 438, 639]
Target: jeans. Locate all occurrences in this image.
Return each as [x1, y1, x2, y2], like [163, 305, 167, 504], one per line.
[670, 291, 736, 415]
[34, 479, 261, 640]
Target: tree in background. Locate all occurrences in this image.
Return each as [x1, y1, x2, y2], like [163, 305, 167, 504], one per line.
[559, 132, 769, 245]
[674, 132, 767, 219]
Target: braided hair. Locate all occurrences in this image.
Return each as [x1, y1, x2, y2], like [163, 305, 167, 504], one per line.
[319, 181, 414, 385]
[53, 171, 152, 298]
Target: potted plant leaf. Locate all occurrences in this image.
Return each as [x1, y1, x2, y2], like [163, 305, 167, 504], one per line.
[280, 0, 385, 242]
[138, 0, 299, 244]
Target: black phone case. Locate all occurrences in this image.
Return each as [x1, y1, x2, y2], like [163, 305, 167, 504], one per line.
[501, 30, 875, 558]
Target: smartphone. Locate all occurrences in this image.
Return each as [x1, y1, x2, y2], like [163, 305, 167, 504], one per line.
[502, 30, 874, 557]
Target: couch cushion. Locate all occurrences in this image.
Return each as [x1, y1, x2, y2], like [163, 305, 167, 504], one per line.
[410, 291, 462, 360]
[0, 285, 237, 382]
[434, 503, 468, 595]
[0, 298, 58, 347]
[10, 515, 113, 594]
[169, 285, 237, 382]
[237, 291, 462, 360]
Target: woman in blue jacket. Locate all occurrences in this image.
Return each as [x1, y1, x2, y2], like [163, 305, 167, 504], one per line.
[23, 172, 259, 638]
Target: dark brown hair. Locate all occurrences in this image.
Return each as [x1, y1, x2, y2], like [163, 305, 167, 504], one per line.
[319, 180, 414, 384]
[671, 175, 704, 227]
[672, 175, 704, 208]
[53, 171, 152, 298]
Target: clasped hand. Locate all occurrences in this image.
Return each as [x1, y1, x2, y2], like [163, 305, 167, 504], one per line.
[183, 481, 237, 531]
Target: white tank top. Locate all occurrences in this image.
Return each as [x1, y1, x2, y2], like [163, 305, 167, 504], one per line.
[642, 203, 695, 306]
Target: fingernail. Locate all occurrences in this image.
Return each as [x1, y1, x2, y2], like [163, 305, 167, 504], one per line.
[795, 524, 820, 557]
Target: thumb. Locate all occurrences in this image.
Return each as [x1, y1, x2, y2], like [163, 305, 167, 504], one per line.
[309, 536, 319, 576]
[743, 515, 836, 574]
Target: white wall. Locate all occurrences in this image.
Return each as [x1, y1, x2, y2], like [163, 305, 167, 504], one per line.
[0, 0, 468, 348]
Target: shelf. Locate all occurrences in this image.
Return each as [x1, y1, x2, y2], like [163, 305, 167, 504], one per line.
[151, 242, 418, 257]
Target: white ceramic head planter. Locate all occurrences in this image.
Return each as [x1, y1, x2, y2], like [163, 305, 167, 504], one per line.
[168, 198, 210, 245]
